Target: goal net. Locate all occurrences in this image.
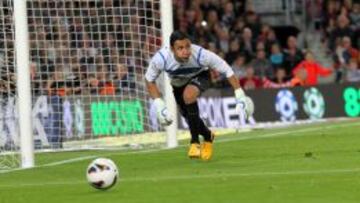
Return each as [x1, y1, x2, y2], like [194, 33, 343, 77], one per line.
[0, 0, 172, 170]
[0, 0, 19, 169]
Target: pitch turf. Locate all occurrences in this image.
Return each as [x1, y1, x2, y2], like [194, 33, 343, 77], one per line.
[1, 119, 360, 203]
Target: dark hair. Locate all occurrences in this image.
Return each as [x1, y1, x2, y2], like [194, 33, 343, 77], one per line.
[170, 31, 190, 47]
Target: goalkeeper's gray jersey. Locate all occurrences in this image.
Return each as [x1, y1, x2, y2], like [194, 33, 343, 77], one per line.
[145, 44, 234, 87]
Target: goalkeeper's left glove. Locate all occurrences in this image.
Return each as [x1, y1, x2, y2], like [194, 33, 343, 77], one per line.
[154, 98, 173, 126]
[234, 88, 253, 119]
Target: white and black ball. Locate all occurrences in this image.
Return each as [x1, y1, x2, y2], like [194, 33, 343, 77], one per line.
[86, 158, 119, 190]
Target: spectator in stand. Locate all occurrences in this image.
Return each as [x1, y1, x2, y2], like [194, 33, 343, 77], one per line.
[269, 43, 284, 69]
[143, 28, 162, 60]
[263, 67, 293, 88]
[251, 49, 273, 78]
[257, 23, 271, 42]
[345, 58, 360, 82]
[282, 36, 304, 76]
[293, 51, 333, 86]
[244, 10, 261, 40]
[87, 74, 100, 95]
[239, 66, 262, 90]
[324, 18, 337, 42]
[350, 2, 360, 48]
[184, 8, 200, 41]
[204, 9, 222, 44]
[113, 62, 134, 92]
[199, 0, 218, 17]
[329, 14, 353, 51]
[351, 1, 360, 19]
[175, 7, 187, 33]
[78, 32, 98, 69]
[220, 1, 236, 28]
[342, 36, 359, 62]
[322, 0, 341, 28]
[256, 41, 266, 51]
[240, 27, 256, 62]
[264, 28, 279, 55]
[225, 38, 241, 64]
[333, 36, 359, 82]
[230, 16, 246, 38]
[208, 42, 219, 54]
[30, 61, 41, 95]
[216, 26, 230, 53]
[231, 54, 247, 79]
[343, 0, 354, 12]
[334, 37, 346, 82]
[46, 65, 69, 97]
[69, 59, 83, 95]
[291, 67, 307, 86]
[90, 56, 115, 95]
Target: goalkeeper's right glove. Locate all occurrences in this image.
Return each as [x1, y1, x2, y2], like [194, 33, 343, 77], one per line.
[234, 88, 254, 119]
[154, 98, 173, 126]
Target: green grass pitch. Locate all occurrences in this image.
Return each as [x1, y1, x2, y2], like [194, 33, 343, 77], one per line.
[0, 119, 360, 203]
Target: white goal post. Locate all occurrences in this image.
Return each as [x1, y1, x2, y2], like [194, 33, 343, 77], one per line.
[160, 0, 177, 149]
[14, 0, 34, 168]
[0, 0, 177, 169]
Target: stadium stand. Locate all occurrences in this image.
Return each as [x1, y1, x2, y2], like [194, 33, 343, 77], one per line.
[173, 0, 359, 89]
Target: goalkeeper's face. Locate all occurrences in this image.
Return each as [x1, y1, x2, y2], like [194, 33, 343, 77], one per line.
[172, 39, 192, 63]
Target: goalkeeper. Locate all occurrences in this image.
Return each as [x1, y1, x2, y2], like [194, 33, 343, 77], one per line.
[145, 31, 252, 160]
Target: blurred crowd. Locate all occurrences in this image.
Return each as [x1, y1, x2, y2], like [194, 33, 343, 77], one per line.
[319, 0, 360, 83]
[0, 0, 164, 96]
[0, 0, 359, 97]
[25, 0, 164, 96]
[174, 0, 359, 90]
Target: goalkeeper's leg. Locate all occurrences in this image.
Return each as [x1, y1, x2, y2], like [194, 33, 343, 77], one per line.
[183, 102, 213, 142]
[173, 72, 214, 159]
[174, 85, 213, 143]
[173, 85, 201, 158]
[182, 85, 215, 160]
[185, 71, 213, 143]
[173, 86, 200, 144]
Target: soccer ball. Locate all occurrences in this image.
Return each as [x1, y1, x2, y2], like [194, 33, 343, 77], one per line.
[86, 158, 119, 190]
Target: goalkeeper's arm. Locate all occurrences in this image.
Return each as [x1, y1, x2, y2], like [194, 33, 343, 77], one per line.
[224, 72, 257, 120]
[145, 80, 161, 99]
[199, 47, 253, 117]
[145, 80, 173, 126]
[198, 48, 244, 99]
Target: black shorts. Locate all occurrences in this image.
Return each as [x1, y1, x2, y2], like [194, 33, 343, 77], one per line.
[172, 71, 211, 112]
[172, 70, 211, 94]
